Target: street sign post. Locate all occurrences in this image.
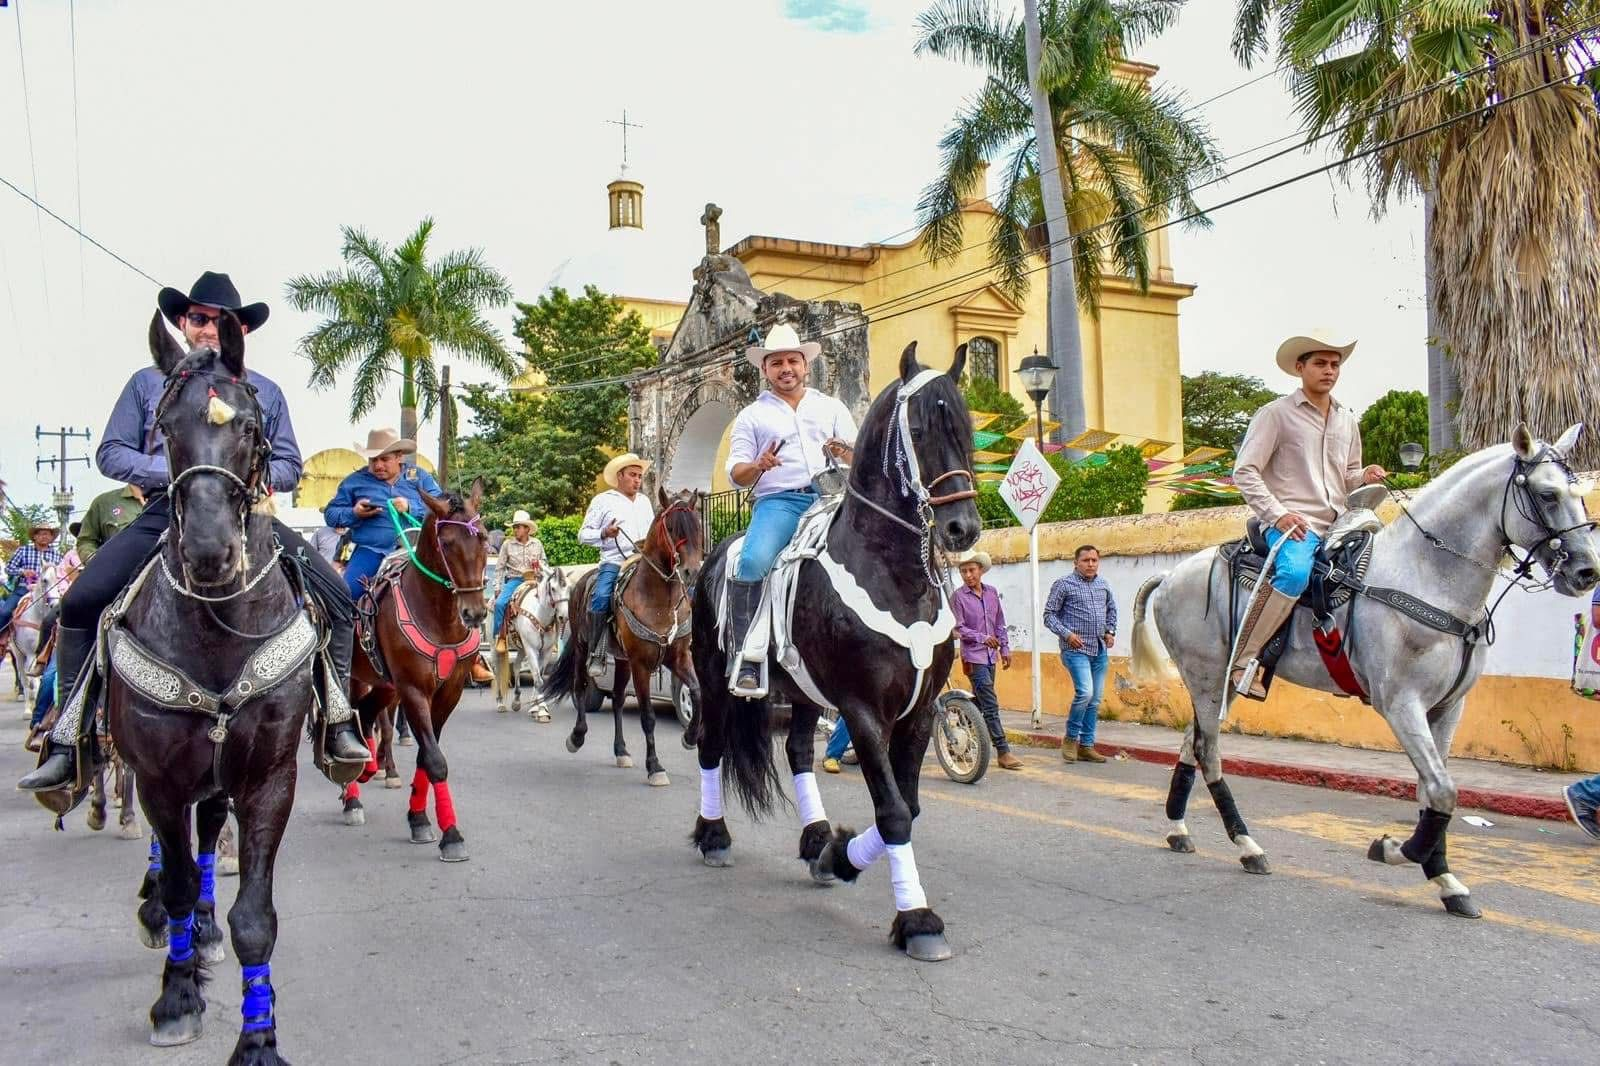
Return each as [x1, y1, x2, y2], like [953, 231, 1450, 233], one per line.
[998, 439, 1061, 727]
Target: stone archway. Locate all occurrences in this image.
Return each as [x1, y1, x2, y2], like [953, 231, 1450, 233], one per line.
[662, 382, 740, 492]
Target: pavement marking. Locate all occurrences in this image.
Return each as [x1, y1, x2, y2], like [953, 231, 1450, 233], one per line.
[922, 788, 1600, 947]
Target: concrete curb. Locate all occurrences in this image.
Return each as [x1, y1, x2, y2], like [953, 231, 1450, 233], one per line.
[1005, 728, 1570, 823]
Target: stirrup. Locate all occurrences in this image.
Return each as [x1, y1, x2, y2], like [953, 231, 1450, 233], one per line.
[730, 657, 767, 700]
[1231, 661, 1267, 701]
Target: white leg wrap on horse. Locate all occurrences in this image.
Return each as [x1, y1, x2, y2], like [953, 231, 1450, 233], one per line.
[1236, 834, 1265, 859]
[846, 825, 886, 871]
[1431, 872, 1469, 898]
[885, 842, 928, 912]
[794, 772, 826, 826]
[1169, 819, 1189, 838]
[699, 767, 723, 821]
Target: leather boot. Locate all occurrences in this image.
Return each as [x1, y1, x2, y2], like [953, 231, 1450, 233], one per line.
[17, 624, 93, 793]
[726, 579, 764, 698]
[321, 616, 369, 764]
[1228, 588, 1299, 700]
[586, 610, 611, 679]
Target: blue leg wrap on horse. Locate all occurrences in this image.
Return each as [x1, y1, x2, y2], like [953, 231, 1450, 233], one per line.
[168, 913, 195, 963]
[1165, 762, 1197, 821]
[149, 838, 162, 875]
[241, 963, 275, 1032]
[1401, 808, 1451, 865]
[1206, 778, 1250, 841]
[197, 852, 216, 907]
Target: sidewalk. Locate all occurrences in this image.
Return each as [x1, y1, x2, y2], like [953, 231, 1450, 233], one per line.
[1001, 708, 1591, 822]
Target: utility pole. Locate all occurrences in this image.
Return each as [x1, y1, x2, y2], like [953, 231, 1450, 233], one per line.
[35, 426, 93, 531]
[437, 365, 452, 489]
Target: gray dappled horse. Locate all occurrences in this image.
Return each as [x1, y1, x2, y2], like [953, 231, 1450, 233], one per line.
[1133, 425, 1599, 918]
[495, 564, 570, 720]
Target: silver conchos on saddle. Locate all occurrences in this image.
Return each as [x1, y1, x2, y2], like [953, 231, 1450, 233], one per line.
[106, 612, 317, 718]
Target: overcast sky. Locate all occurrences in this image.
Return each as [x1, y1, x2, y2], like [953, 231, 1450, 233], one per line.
[0, 0, 1427, 516]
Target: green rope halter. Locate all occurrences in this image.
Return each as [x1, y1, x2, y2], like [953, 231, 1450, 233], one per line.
[387, 499, 452, 590]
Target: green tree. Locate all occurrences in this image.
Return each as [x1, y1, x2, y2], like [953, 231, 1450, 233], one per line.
[287, 218, 515, 441]
[962, 373, 1029, 436]
[1358, 389, 1429, 471]
[976, 445, 1149, 526]
[1181, 371, 1279, 452]
[3, 502, 53, 545]
[1233, 1, 1600, 467]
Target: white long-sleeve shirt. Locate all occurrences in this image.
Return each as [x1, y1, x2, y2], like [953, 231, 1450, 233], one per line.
[578, 488, 655, 566]
[725, 389, 857, 498]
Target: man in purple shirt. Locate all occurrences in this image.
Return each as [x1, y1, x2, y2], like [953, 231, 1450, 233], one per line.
[19, 272, 369, 795]
[952, 551, 1022, 771]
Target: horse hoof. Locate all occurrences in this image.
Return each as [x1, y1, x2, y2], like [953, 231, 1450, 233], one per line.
[119, 821, 143, 840]
[219, 855, 239, 877]
[1239, 854, 1271, 875]
[384, 774, 403, 789]
[701, 848, 734, 868]
[616, 755, 633, 769]
[808, 854, 837, 885]
[496, 705, 508, 714]
[87, 807, 106, 832]
[1366, 835, 1407, 866]
[439, 841, 469, 863]
[1166, 833, 1196, 854]
[680, 732, 695, 751]
[1443, 894, 1482, 919]
[149, 1013, 203, 1047]
[535, 711, 551, 723]
[904, 933, 953, 963]
[199, 938, 226, 964]
[138, 924, 169, 950]
[343, 807, 366, 827]
[565, 737, 580, 754]
[398, 735, 413, 747]
[647, 771, 670, 787]
[410, 825, 438, 845]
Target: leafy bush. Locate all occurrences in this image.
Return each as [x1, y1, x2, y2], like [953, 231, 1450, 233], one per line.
[1359, 389, 1429, 470]
[962, 375, 1028, 435]
[1169, 490, 1238, 512]
[979, 445, 1149, 527]
[538, 514, 598, 566]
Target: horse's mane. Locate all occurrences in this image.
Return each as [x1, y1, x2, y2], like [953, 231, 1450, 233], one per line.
[660, 495, 702, 541]
[848, 362, 972, 493]
[435, 490, 468, 516]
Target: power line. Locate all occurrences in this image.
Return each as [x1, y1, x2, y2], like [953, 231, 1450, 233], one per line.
[0, 173, 164, 286]
[11, 0, 53, 329]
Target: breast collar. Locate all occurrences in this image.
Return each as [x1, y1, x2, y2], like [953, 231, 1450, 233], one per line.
[392, 579, 479, 681]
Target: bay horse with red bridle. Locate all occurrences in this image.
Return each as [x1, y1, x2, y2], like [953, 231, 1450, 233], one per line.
[342, 479, 489, 862]
[543, 486, 705, 786]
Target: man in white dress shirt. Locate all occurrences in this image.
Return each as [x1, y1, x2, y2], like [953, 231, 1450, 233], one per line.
[578, 453, 657, 678]
[724, 323, 856, 696]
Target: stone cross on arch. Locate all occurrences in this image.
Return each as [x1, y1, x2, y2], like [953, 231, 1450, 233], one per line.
[700, 203, 722, 255]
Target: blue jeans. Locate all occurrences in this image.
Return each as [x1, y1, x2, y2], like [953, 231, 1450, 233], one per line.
[343, 544, 386, 601]
[826, 716, 852, 760]
[1062, 647, 1109, 745]
[735, 490, 816, 583]
[589, 562, 620, 613]
[967, 662, 1010, 753]
[32, 661, 55, 729]
[1263, 527, 1321, 597]
[493, 576, 524, 636]
[1571, 773, 1600, 808]
[0, 586, 22, 630]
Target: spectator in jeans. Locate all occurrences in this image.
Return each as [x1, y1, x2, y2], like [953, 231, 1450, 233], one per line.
[1563, 587, 1600, 841]
[952, 551, 1021, 770]
[1044, 545, 1117, 764]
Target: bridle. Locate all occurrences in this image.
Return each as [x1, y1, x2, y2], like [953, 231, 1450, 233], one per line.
[846, 367, 977, 587]
[388, 500, 487, 595]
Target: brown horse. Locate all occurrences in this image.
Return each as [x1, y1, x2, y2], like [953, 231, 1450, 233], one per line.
[543, 487, 705, 786]
[341, 480, 489, 862]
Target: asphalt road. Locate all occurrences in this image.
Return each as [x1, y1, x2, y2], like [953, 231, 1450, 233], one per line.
[2, 687, 1598, 1065]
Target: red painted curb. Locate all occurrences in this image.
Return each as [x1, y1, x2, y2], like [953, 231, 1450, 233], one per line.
[1006, 729, 1570, 823]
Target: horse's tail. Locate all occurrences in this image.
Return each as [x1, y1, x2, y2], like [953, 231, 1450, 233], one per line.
[1131, 574, 1173, 681]
[540, 627, 581, 705]
[723, 695, 784, 820]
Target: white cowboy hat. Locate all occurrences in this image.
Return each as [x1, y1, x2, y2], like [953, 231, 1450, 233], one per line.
[29, 515, 60, 532]
[602, 452, 651, 489]
[744, 322, 821, 370]
[1275, 329, 1357, 376]
[954, 549, 992, 573]
[355, 427, 418, 459]
[510, 509, 537, 531]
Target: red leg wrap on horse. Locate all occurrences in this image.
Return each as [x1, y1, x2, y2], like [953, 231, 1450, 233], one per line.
[433, 781, 457, 832]
[364, 735, 379, 775]
[344, 781, 360, 802]
[409, 768, 430, 814]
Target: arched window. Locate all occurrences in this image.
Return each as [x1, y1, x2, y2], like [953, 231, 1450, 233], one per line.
[968, 335, 999, 386]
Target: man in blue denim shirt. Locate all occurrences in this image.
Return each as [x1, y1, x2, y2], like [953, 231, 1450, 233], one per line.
[1564, 586, 1600, 841]
[1044, 545, 1117, 764]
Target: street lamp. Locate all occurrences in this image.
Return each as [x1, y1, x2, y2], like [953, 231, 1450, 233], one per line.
[1398, 441, 1425, 472]
[1015, 347, 1057, 446]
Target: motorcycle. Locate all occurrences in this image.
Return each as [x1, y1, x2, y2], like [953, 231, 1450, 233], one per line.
[931, 684, 991, 784]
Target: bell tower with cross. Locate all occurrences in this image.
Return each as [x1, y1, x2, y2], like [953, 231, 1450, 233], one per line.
[606, 109, 645, 231]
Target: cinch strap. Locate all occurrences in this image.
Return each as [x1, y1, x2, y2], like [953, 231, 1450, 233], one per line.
[1311, 624, 1367, 699]
[197, 852, 217, 906]
[241, 963, 275, 1032]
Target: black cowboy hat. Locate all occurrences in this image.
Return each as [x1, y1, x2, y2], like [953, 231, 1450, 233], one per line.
[157, 271, 270, 332]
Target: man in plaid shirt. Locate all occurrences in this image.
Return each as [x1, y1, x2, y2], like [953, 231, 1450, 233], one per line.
[1, 518, 63, 632]
[1043, 545, 1117, 764]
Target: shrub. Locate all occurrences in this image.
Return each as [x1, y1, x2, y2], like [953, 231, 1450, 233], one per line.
[980, 445, 1149, 528]
[539, 514, 598, 566]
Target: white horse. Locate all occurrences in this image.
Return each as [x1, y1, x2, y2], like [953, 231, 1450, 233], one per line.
[1132, 425, 1599, 918]
[495, 565, 571, 721]
[5, 564, 67, 705]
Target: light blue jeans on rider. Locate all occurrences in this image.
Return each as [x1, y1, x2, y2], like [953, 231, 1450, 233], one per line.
[589, 562, 620, 613]
[1263, 527, 1322, 597]
[735, 490, 816, 583]
[493, 576, 524, 636]
[825, 716, 852, 761]
[1062, 647, 1109, 746]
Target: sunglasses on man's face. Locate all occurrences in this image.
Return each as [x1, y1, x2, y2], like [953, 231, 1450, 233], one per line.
[185, 311, 223, 328]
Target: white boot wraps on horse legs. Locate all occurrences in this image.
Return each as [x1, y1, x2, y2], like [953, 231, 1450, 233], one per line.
[794, 772, 826, 826]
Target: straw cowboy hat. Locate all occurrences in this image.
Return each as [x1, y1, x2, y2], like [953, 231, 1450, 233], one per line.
[954, 549, 992, 573]
[603, 452, 650, 489]
[744, 322, 821, 370]
[157, 271, 271, 333]
[29, 515, 60, 534]
[510, 510, 538, 533]
[355, 428, 417, 460]
[1274, 329, 1357, 376]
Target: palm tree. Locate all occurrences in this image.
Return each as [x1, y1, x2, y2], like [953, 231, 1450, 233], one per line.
[287, 218, 516, 442]
[914, 0, 1220, 443]
[1234, 1, 1600, 465]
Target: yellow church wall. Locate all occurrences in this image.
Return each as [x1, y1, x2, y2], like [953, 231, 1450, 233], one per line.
[295, 447, 437, 511]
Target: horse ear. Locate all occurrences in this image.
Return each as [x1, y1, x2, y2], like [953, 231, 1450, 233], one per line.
[948, 343, 968, 383]
[657, 483, 669, 510]
[467, 476, 485, 512]
[1512, 422, 1537, 460]
[1553, 423, 1584, 459]
[420, 487, 450, 518]
[217, 310, 245, 377]
[899, 341, 920, 383]
[149, 312, 186, 375]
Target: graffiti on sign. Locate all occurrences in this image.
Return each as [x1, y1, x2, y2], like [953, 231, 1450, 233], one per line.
[997, 439, 1060, 533]
[1005, 461, 1050, 514]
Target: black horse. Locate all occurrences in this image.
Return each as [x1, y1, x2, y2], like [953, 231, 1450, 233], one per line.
[99, 312, 313, 1063]
[690, 342, 980, 961]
